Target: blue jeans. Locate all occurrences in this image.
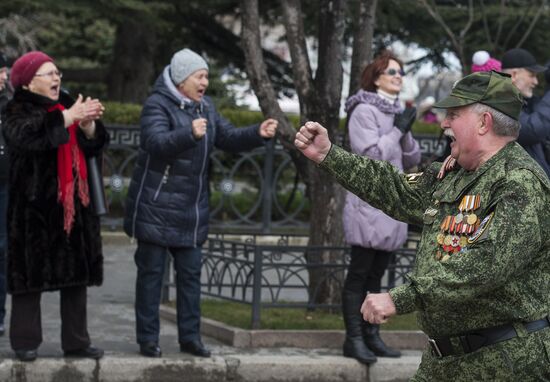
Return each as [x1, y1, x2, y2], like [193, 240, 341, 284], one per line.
[134, 241, 202, 344]
[0, 184, 7, 325]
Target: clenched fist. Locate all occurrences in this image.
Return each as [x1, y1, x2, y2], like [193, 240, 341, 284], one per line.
[259, 118, 278, 138]
[192, 118, 208, 139]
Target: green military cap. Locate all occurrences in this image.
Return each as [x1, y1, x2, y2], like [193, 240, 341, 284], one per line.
[433, 71, 523, 120]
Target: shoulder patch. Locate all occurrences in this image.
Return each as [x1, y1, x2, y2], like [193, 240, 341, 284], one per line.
[468, 212, 495, 244]
[405, 172, 423, 185]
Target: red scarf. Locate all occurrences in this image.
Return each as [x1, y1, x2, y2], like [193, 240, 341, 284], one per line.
[48, 104, 90, 234]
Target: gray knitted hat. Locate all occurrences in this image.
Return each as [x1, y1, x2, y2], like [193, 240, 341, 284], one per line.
[170, 48, 209, 85]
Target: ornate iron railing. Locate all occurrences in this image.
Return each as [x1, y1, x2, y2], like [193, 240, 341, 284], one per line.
[103, 124, 447, 232]
[160, 233, 419, 328]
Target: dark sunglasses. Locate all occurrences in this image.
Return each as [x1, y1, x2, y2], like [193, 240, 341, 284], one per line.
[384, 68, 405, 76]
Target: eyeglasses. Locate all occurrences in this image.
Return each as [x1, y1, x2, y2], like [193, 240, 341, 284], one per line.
[383, 68, 405, 76]
[34, 70, 63, 79]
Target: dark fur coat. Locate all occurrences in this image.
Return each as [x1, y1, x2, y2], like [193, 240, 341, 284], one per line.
[2, 89, 108, 294]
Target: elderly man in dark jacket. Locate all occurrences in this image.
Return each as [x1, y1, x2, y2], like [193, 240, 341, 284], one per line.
[501, 48, 550, 178]
[124, 48, 277, 358]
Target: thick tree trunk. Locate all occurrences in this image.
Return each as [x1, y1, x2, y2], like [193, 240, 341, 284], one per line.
[107, 18, 157, 103]
[348, 0, 378, 97]
[240, 0, 308, 179]
[303, 0, 347, 307]
[242, 0, 373, 307]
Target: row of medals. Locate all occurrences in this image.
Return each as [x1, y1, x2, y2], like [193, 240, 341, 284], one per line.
[436, 195, 481, 261]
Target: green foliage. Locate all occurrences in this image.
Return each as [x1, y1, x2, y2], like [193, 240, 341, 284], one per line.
[192, 299, 419, 330]
[101, 101, 440, 138]
[377, 0, 550, 71]
[411, 121, 441, 136]
[102, 102, 142, 125]
[37, 13, 115, 67]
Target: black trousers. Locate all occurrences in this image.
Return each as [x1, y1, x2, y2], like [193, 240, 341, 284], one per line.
[344, 246, 392, 294]
[9, 286, 90, 351]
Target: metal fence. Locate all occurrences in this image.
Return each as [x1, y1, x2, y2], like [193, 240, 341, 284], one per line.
[160, 233, 419, 329]
[104, 124, 439, 327]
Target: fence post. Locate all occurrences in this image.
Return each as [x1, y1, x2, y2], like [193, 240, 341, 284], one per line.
[161, 254, 171, 303]
[386, 252, 396, 290]
[251, 246, 263, 329]
[261, 139, 274, 234]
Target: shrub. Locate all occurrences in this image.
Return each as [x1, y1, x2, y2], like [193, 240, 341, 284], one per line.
[101, 102, 441, 136]
[103, 102, 142, 125]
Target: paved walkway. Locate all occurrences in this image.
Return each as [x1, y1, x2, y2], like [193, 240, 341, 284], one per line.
[0, 233, 421, 381]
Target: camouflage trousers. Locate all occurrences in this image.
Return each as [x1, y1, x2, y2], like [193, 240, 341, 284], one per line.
[411, 326, 550, 381]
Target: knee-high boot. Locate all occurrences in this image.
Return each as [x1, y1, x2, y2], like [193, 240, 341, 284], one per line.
[362, 321, 401, 357]
[342, 291, 377, 364]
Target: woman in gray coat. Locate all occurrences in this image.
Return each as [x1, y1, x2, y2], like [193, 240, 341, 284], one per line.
[342, 51, 420, 364]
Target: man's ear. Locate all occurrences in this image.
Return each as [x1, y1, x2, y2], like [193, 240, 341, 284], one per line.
[478, 111, 493, 135]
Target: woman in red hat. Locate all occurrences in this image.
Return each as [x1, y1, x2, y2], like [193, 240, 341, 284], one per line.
[1, 51, 108, 362]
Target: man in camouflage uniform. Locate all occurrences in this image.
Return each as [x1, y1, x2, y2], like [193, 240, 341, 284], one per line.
[295, 71, 550, 381]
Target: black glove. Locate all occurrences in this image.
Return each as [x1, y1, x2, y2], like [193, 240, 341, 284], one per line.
[394, 107, 417, 135]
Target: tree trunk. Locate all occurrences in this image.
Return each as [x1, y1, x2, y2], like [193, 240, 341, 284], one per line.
[242, 0, 374, 307]
[348, 0, 378, 97]
[303, 0, 347, 307]
[107, 17, 157, 103]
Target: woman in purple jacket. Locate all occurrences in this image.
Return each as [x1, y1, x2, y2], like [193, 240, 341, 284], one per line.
[342, 51, 421, 364]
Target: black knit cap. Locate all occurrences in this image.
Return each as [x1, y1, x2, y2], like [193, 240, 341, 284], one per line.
[501, 48, 546, 72]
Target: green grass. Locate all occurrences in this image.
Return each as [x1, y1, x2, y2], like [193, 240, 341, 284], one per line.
[167, 299, 419, 330]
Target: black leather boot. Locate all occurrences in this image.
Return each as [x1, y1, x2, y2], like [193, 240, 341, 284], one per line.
[342, 291, 377, 365]
[363, 322, 401, 357]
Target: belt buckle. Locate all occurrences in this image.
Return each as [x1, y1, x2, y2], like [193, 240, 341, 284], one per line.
[428, 338, 443, 358]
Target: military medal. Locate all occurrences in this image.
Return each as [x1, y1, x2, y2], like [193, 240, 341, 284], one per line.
[434, 194, 483, 261]
[456, 196, 467, 222]
[450, 235, 460, 247]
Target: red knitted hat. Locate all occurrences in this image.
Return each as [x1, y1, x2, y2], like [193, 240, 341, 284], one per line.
[10, 51, 54, 89]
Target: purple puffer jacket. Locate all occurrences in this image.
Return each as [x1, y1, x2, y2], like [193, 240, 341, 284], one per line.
[343, 90, 421, 251]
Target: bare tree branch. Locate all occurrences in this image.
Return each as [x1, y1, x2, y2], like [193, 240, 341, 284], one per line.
[240, 0, 307, 177]
[418, 0, 471, 73]
[479, 0, 493, 47]
[418, 0, 461, 54]
[502, 3, 532, 49]
[458, 0, 474, 41]
[516, 0, 548, 47]
[280, 0, 314, 107]
[0, 15, 39, 57]
[493, 0, 507, 51]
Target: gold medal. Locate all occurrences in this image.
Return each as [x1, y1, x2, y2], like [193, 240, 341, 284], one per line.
[459, 236, 468, 247]
[437, 233, 445, 245]
[467, 213, 478, 225]
[444, 235, 452, 246]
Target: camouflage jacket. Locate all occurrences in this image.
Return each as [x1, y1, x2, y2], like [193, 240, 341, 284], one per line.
[321, 142, 550, 338]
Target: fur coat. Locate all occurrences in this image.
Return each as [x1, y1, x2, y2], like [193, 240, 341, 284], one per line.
[2, 89, 108, 294]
